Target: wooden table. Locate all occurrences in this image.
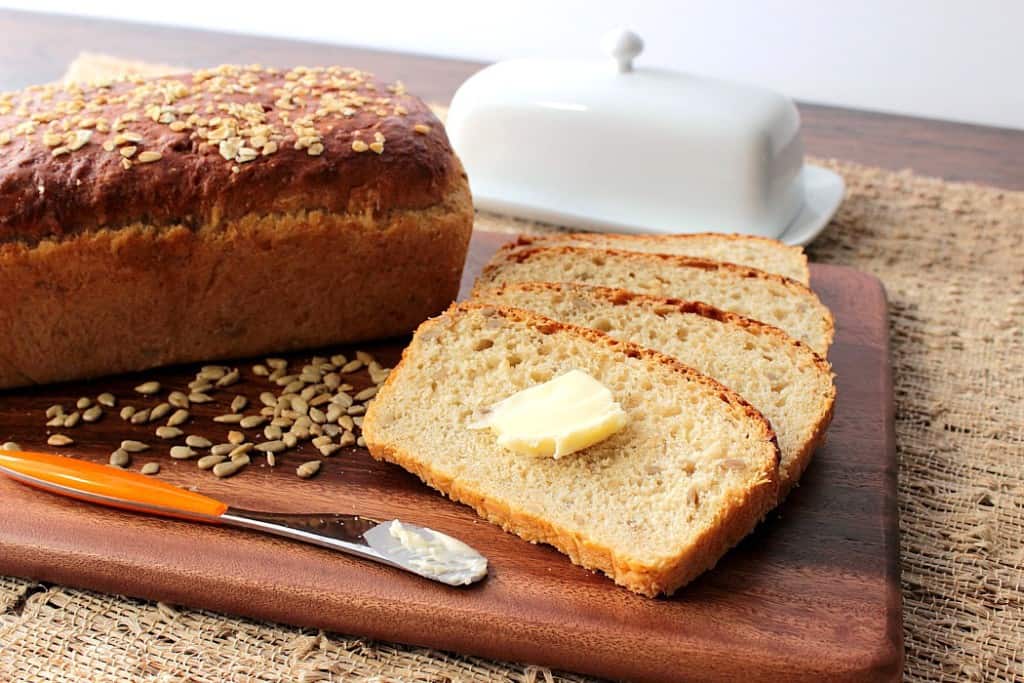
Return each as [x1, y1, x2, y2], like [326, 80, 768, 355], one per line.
[1, 8, 1022, 191]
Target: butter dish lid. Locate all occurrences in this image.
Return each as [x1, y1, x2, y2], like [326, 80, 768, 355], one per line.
[446, 30, 843, 245]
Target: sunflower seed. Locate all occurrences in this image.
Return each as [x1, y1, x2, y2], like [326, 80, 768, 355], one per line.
[355, 350, 375, 365]
[309, 423, 323, 437]
[215, 369, 240, 388]
[168, 391, 190, 408]
[170, 446, 197, 460]
[340, 359, 364, 374]
[318, 444, 341, 457]
[263, 424, 282, 440]
[259, 406, 275, 417]
[185, 435, 212, 448]
[227, 430, 245, 444]
[255, 440, 286, 453]
[332, 392, 353, 409]
[156, 426, 183, 439]
[330, 354, 347, 366]
[283, 380, 305, 395]
[120, 406, 137, 420]
[252, 364, 269, 376]
[188, 380, 213, 392]
[46, 404, 65, 419]
[353, 416, 363, 428]
[199, 366, 227, 381]
[266, 453, 277, 467]
[97, 392, 117, 408]
[45, 415, 63, 427]
[323, 373, 341, 390]
[76, 397, 92, 410]
[346, 405, 366, 416]
[141, 462, 160, 475]
[354, 386, 378, 402]
[82, 405, 104, 423]
[312, 435, 333, 448]
[325, 404, 343, 423]
[268, 368, 285, 382]
[63, 411, 81, 428]
[109, 449, 131, 466]
[291, 397, 309, 415]
[135, 381, 161, 395]
[167, 409, 190, 427]
[228, 443, 253, 459]
[130, 409, 151, 424]
[356, 436, 366, 448]
[1, 441, 21, 451]
[230, 395, 248, 413]
[213, 413, 243, 424]
[197, 454, 226, 470]
[283, 433, 299, 448]
[150, 402, 172, 421]
[323, 424, 340, 437]
[339, 431, 356, 447]
[266, 357, 287, 370]
[210, 443, 235, 456]
[300, 384, 321, 401]
[274, 374, 297, 387]
[213, 460, 245, 478]
[121, 440, 149, 452]
[259, 392, 277, 407]
[188, 392, 213, 404]
[309, 393, 331, 407]
[271, 417, 293, 428]
[309, 407, 326, 424]
[239, 415, 265, 429]
[230, 453, 251, 466]
[45, 434, 73, 447]
[296, 460, 321, 479]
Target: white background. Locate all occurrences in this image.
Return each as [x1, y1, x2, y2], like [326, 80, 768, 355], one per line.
[3, 0, 1022, 130]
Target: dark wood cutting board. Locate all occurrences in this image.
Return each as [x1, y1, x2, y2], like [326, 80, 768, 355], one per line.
[0, 230, 902, 682]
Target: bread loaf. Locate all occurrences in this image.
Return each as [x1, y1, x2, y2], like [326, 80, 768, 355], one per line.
[0, 65, 472, 388]
[363, 302, 780, 597]
[474, 282, 835, 498]
[474, 245, 834, 354]
[506, 233, 810, 283]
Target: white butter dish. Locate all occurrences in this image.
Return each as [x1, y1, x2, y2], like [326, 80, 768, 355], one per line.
[447, 30, 843, 245]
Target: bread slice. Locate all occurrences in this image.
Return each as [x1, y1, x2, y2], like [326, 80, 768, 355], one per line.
[363, 302, 780, 597]
[473, 246, 834, 354]
[474, 282, 835, 498]
[508, 233, 810, 284]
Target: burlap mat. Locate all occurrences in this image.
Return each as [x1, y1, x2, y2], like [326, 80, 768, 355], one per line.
[1, 57, 1022, 681]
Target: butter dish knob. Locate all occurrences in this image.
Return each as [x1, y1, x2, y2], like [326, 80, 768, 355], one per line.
[602, 29, 644, 73]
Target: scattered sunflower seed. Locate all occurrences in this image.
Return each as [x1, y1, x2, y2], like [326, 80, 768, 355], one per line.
[2, 441, 22, 451]
[76, 397, 92, 410]
[47, 434, 74, 446]
[339, 431, 356, 447]
[46, 415, 65, 427]
[356, 436, 366, 448]
[266, 453, 277, 467]
[309, 407, 326, 424]
[355, 351, 374, 365]
[255, 440, 286, 453]
[266, 357, 287, 370]
[323, 424, 341, 437]
[215, 369, 240, 388]
[332, 392, 353, 409]
[199, 366, 227, 381]
[170, 446, 197, 460]
[347, 405, 366, 416]
[326, 405, 343, 423]
[120, 406, 137, 420]
[197, 454, 226, 470]
[46, 404, 65, 419]
[97, 392, 117, 408]
[340, 359, 364, 374]
[213, 413, 243, 424]
[227, 430, 245, 445]
[140, 462, 160, 475]
[230, 395, 248, 413]
[230, 454, 251, 468]
[228, 443, 253, 459]
[188, 392, 213, 404]
[82, 405, 104, 423]
[150, 402, 172, 421]
[353, 416, 363, 428]
[167, 409, 190, 427]
[63, 411, 81, 428]
[318, 444, 341, 457]
[252, 364, 269, 376]
[291, 397, 309, 415]
[283, 433, 299, 448]
[239, 415, 265, 429]
[109, 449, 131, 467]
[130, 409, 151, 424]
[283, 380, 305, 395]
[312, 435, 333, 448]
[185, 435, 212, 448]
[296, 460, 321, 479]
[210, 443, 235, 456]
[156, 426, 183, 439]
[168, 391, 190, 408]
[213, 459, 245, 478]
[354, 386, 378, 402]
[188, 380, 213, 392]
[330, 354, 347, 366]
[271, 417, 293, 428]
[121, 440, 149, 453]
[259, 392, 277, 407]
[135, 381, 161, 395]
[309, 393, 331, 407]
[264, 424, 283, 440]
[323, 373, 341, 390]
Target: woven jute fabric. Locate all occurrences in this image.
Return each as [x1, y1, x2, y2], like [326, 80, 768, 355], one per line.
[2, 57, 1023, 681]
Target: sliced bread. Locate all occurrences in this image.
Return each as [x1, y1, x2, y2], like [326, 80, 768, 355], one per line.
[474, 282, 836, 498]
[363, 302, 780, 597]
[507, 233, 810, 284]
[473, 246, 834, 354]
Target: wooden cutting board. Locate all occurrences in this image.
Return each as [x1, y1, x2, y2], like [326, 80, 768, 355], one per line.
[0, 230, 902, 682]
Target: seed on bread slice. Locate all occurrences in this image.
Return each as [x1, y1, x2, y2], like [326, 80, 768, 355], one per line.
[363, 302, 780, 597]
[474, 282, 836, 499]
[473, 245, 834, 354]
[507, 232, 810, 284]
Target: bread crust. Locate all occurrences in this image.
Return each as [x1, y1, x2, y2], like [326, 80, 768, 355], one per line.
[510, 232, 810, 284]
[0, 177, 472, 388]
[1, 65, 457, 243]
[474, 281, 837, 499]
[364, 302, 781, 597]
[474, 244, 836, 351]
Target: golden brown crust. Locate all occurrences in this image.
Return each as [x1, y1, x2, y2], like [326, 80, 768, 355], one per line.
[511, 232, 810, 283]
[0, 176, 473, 389]
[0, 65, 457, 244]
[363, 301, 781, 596]
[474, 244, 836, 350]
[473, 281, 836, 499]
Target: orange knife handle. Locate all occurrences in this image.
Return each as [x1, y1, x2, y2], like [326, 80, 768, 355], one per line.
[0, 450, 228, 521]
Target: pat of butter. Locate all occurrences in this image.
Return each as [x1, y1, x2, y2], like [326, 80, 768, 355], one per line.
[471, 369, 628, 459]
